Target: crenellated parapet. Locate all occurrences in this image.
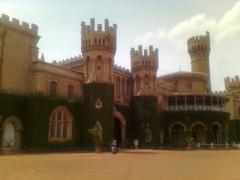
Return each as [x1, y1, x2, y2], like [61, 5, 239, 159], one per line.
[187, 31, 210, 59]
[56, 55, 82, 65]
[114, 65, 131, 74]
[214, 90, 227, 95]
[130, 45, 158, 72]
[225, 76, 240, 90]
[0, 14, 38, 36]
[81, 18, 117, 55]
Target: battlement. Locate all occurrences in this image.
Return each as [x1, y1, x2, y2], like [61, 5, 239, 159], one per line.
[187, 31, 210, 58]
[0, 14, 38, 35]
[214, 90, 227, 95]
[130, 45, 158, 71]
[54, 55, 82, 65]
[224, 76, 240, 90]
[81, 18, 117, 54]
[114, 65, 131, 74]
[187, 31, 210, 44]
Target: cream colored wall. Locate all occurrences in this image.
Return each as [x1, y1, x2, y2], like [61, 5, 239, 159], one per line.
[83, 50, 114, 84]
[223, 76, 240, 119]
[114, 68, 131, 106]
[132, 69, 156, 96]
[31, 62, 83, 100]
[175, 79, 206, 93]
[224, 92, 240, 120]
[0, 24, 39, 94]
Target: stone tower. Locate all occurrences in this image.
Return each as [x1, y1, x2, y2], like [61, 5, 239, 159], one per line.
[81, 18, 116, 84]
[131, 45, 159, 146]
[81, 18, 116, 146]
[0, 14, 39, 94]
[187, 31, 211, 92]
[130, 45, 158, 96]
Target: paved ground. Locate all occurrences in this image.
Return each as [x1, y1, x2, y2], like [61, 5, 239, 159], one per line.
[0, 149, 240, 180]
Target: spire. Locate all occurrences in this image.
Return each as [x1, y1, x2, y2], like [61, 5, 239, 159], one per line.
[40, 53, 45, 62]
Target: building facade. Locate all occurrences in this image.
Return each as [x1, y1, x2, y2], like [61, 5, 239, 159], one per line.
[0, 14, 238, 151]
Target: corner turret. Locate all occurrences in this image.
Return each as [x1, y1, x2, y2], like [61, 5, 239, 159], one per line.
[187, 31, 211, 92]
[81, 18, 117, 84]
[81, 18, 117, 55]
[130, 45, 158, 96]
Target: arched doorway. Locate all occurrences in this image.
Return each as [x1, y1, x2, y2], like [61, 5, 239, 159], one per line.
[1, 116, 23, 151]
[113, 110, 126, 147]
[169, 122, 186, 147]
[191, 122, 207, 144]
[212, 123, 222, 144]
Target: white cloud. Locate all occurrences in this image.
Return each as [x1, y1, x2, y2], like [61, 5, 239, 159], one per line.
[135, 1, 240, 50]
[0, 2, 12, 14]
[134, 1, 240, 91]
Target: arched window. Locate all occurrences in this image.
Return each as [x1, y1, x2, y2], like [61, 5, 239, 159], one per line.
[143, 74, 150, 93]
[67, 85, 74, 100]
[49, 81, 57, 97]
[136, 75, 141, 93]
[49, 106, 73, 141]
[96, 55, 103, 81]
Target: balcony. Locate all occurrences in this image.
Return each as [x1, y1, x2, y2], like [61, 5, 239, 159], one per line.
[165, 94, 228, 112]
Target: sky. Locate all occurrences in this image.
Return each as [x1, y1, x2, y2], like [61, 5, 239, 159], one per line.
[0, 0, 239, 91]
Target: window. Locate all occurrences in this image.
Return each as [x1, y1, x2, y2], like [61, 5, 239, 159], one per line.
[49, 106, 72, 141]
[49, 81, 57, 97]
[67, 85, 74, 100]
[186, 82, 192, 92]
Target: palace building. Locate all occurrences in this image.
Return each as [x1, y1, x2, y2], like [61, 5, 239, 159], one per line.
[0, 14, 239, 151]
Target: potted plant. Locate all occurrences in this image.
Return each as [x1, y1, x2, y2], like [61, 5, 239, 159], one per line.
[88, 126, 103, 153]
[186, 136, 194, 150]
[2, 140, 14, 154]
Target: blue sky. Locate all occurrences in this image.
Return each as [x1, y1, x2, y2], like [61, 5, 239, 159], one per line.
[0, 0, 239, 90]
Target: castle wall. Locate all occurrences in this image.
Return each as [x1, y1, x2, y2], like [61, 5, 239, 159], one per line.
[0, 14, 39, 95]
[31, 61, 83, 100]
[224, 76, 240, 119]
[114, 66, 132, 106]
[158, 72, 208, 94]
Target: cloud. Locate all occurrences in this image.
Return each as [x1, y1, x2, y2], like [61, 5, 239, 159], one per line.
[134, 1, 240, 91]
[0, 2, 12, 14]
[135, 1, 240, 50]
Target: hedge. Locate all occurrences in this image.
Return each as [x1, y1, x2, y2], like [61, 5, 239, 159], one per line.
[0, 92, 84, 151]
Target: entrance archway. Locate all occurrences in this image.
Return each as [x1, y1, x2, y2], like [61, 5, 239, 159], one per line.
[169, 122, 186, 147]
[1, 116, 23, 150]
[113, 110, 126, 147]
[191, 122, 207, 144]
[212, 123, 222, 144]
